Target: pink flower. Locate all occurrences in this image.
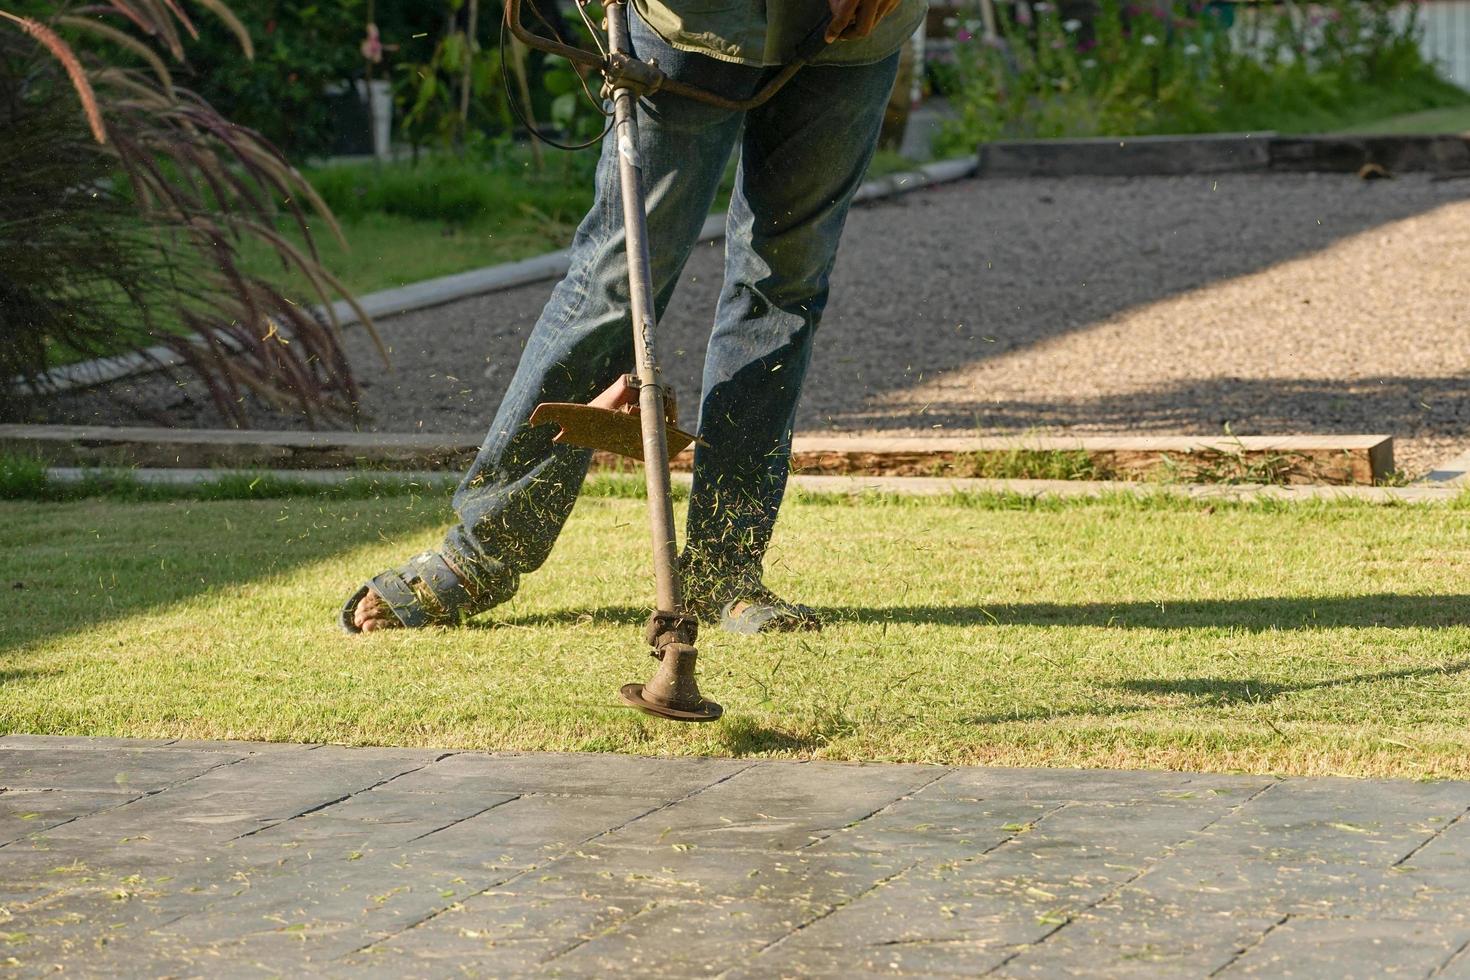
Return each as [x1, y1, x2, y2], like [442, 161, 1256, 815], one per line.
[957, 28, 974, 41]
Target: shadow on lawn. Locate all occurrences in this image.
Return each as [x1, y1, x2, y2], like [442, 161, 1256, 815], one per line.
[830, 594, 1470, 631]
[964, 658, 1470, 725]
[718, 717, 834, 755]
[483, 605, 648, 629]
[1118, 659, 1470, 704]
[0, 500, 451, 656]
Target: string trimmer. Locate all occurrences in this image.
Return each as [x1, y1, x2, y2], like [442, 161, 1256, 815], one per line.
[504, 0, 830, 722]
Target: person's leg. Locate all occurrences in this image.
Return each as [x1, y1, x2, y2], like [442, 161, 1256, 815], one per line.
[351, 15, 758, 630]
[682, 53, 900, 629]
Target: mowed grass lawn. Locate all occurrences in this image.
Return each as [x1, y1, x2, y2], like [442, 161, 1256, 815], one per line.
[238, 151, 924, 300]
[3, 486, 1469, 779]
[1342, 103, 1470, 135]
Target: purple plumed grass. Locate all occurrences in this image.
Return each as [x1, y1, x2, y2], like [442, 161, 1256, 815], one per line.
[0, 11, 108, 142]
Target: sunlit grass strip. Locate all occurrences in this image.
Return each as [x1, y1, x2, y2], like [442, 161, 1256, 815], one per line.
[3, 491, 1470, 778]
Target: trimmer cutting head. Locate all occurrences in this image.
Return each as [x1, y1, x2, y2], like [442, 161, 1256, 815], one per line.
[620, 615, 722, 722]
[619, 683, 723, 722]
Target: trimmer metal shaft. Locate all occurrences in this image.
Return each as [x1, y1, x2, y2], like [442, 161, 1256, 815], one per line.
[604, 1, 720, 722]
[509, 0, 829, 721]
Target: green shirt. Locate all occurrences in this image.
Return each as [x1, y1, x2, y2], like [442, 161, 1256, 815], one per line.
[632, 0, 927, 68]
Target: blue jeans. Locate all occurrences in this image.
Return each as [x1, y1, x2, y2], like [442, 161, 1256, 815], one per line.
[442, 13, 899, 599]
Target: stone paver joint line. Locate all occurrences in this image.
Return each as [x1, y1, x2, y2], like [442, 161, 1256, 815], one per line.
[1393, 802, 1470, 868]
[741, 858, 926, 966]
[537, 900, 662, 968]
[739, 795, 1078, 977]
[1432, 936, 1470, 977]
[342, 758, 761, 961]
[402, 794, 523, 845]
[795, 766, 955, 851]
[987, 778, 1281, 975]
[1210, 913, 1293, 977]
[0, 749, 252, 850]
[229, 753, 454, 841]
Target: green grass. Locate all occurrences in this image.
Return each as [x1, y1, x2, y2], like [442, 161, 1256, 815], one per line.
[239, 210, 581, 299]
[4, 485, 1470, 779]
[1262, 72, 1470, 136]
[240, 155, 598, 297]
[0, 455, 460, 504]
[1339, 103, 1470, 135]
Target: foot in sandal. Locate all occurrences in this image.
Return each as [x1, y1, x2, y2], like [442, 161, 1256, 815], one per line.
[340, 551, 518, 633]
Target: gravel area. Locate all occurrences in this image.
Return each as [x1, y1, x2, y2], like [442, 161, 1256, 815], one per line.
[33, 172, 1470, 477]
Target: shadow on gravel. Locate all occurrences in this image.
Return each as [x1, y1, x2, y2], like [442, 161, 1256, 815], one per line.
[964, 659, 1470, 725]
[800, 179, 1470, 434]
[32, 175, 1470, 436]
[873, 374, 1470, 444]
[832, 594, 1470, 631]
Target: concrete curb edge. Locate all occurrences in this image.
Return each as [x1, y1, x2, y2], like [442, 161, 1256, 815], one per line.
[976, 132, 1470, 178]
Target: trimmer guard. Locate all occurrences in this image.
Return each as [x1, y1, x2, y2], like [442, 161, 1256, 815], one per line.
[530, 402, 700, 461]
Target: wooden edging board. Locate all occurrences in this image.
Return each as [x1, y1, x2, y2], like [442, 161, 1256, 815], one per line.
[1, 426, 1395, 486]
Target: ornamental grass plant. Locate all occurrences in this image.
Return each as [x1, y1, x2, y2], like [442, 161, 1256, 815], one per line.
[0, 1, 377, 425]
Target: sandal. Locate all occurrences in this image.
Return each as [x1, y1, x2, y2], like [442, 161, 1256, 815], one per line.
[340, 551, 515, 633]
[716, 589, 823, 634]
[680, 556, 822, 634]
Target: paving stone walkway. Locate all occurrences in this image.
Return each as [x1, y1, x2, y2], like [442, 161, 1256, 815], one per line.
[3, 736, 1469, 978]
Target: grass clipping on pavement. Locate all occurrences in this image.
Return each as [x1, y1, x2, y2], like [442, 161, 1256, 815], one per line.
[3, 483, 1469, 779]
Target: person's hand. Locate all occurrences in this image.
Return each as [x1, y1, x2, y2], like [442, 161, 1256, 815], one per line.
[588, 374, 639, 412]
[826, 0, 904, 42]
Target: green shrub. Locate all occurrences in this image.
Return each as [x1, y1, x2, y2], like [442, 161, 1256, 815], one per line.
[935, 0, 1470, 150]
[184, 1, 372, 159]
[303, 151, 596, 225]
